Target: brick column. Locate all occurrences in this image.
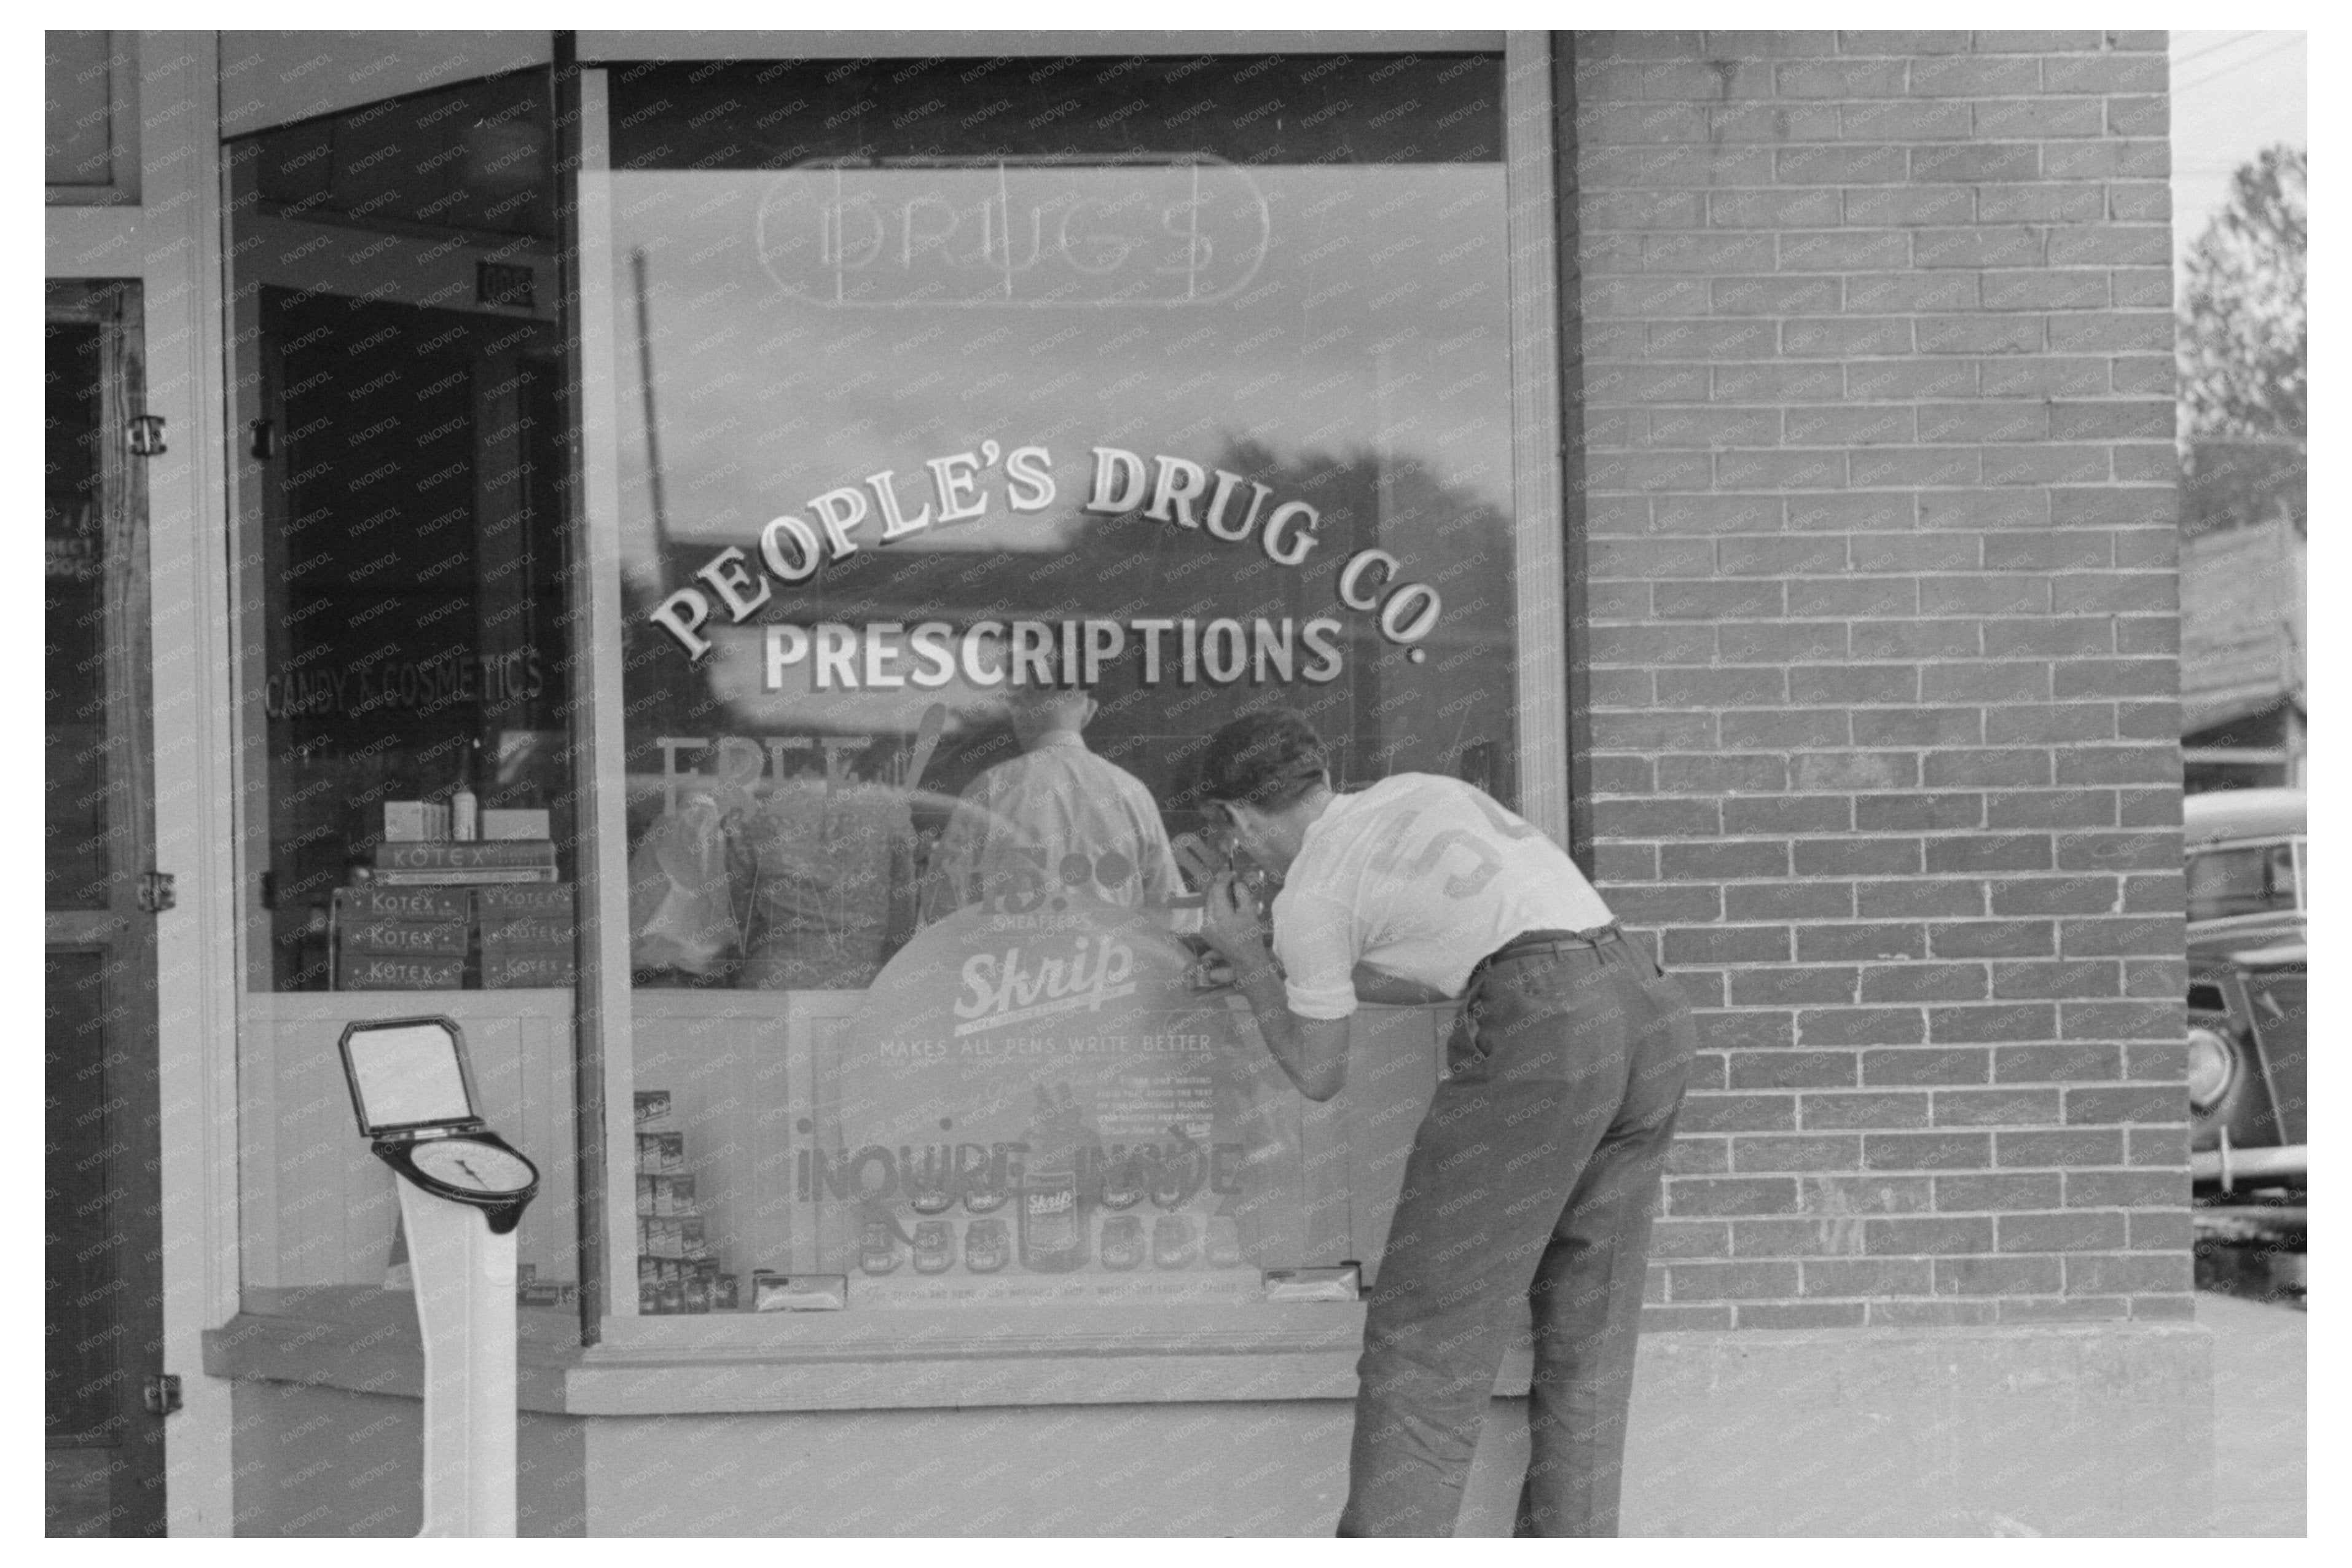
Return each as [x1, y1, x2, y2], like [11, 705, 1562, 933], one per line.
[1570, 31, 2189, 1330]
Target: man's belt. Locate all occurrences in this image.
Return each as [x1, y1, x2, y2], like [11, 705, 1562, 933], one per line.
[1467, 923, 1623, 986]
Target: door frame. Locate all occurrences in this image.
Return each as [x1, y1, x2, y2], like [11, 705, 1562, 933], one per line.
[45, 276, 164, 1535]
[47, 29, 241, 1537]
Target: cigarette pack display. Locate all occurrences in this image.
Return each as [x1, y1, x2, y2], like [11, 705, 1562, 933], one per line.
[334, 952, 465, 991]
[337, 917, 470, 956]
[633, 1089, 672, 1127]
[480, 807, 551, 841]
[635, 1174, 696, 1217]
[751, 1272, 846, 1312]
[638, 1216, 681, 1258]
[335, 885, 471, 923]
[482, 949, 575, 989]
[636, 1132, 685, 1174]
[686, 1260, 731, 1314]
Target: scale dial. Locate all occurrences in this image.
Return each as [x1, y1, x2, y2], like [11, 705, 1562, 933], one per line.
[375, 1130, 541, 1234]
[410, 1136, 537, 1196]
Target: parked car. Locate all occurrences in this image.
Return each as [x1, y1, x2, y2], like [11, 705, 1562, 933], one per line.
[2184, 787, 2306, 1194]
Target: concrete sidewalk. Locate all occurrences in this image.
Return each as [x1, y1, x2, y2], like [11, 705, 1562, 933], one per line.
[2201, 1290, 2307, 1537]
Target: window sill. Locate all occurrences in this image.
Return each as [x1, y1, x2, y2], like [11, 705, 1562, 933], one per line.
[205, 1285, 1538, 1415]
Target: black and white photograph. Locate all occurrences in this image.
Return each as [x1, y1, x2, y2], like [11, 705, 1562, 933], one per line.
[36, 13, 2318, 1540]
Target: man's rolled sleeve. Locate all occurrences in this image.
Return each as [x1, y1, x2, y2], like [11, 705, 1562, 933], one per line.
[1272, 886, 1358, 1021]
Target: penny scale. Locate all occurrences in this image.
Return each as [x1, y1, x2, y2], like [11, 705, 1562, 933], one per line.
[339, 1016, 541, 1537]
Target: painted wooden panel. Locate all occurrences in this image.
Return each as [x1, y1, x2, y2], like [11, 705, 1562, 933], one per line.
[240, 992, 578, 1290]
[240, 986, 1445, 1298]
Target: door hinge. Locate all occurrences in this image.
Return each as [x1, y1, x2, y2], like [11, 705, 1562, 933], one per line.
[143, 1373, 183, 1417]
[249, 418, 276, 460]
[136, 871, 176, 914]
[128, 413, 168, 458]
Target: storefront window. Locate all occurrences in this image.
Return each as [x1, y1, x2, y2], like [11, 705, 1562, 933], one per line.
[233, 78, 579, 994]
[225, 76, 584, 1312]
[590, 51, 1528, 1314]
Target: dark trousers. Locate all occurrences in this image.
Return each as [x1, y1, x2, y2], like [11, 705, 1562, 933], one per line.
[1335, 928, 1696, 1537]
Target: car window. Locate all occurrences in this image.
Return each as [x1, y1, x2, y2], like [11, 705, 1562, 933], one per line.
[2187, 840, 2301, 922]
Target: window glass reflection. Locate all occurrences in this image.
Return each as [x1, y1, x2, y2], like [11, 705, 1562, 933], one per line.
[603, 53, 1517, 1312]
[609, 56, 1519, 994]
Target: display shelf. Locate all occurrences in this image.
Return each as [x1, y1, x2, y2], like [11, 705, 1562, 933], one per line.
[206, 1282, 1543, 1416]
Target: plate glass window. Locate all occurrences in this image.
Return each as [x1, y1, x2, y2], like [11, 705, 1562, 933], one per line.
[590, 50, 1532, 1317]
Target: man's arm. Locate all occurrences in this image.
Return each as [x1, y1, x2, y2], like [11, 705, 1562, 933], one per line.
[1349, 965, 1454, 1007]
[1201, 873, 1351, 1101]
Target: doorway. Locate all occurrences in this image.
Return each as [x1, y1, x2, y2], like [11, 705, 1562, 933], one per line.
[46, 278, 165, 1536]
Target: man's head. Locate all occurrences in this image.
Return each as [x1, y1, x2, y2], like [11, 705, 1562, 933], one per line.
[1198, 708, 1334, 874]
[1005, 681, 1094, 752]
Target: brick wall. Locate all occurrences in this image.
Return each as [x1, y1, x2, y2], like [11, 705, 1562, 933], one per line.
[1569, 31, 2191, 1330]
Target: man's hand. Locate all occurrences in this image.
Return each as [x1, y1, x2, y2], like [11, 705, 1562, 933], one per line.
[1200, 872, 1269, 972]
[1202, 871, 1351, 1102]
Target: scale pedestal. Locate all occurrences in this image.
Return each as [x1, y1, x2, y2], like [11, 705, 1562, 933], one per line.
[398, 1182, 520, 1537]
[337, 1015, 539, 1540]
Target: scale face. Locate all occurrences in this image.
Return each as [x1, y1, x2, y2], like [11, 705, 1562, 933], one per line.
[410, 1136, 537, 1195]
[340, 1017, 539, 1234]
[380, 1129, 539, 1234]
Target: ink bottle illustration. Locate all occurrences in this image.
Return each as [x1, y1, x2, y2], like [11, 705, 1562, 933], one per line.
[907, 1148, 954, 1215]
[1018, 1083, 1094, 1272]
[1099, 1213, 1145, 1271]
[1096, 1149, 1143, 1211]
[858, 1218, 900, 1275]
[912, 1220, 955, 1274]
[963, 1218, 1008, 1273]
[1152, 1213, 1198, 1269]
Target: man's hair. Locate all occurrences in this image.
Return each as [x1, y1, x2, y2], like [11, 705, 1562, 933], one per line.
[1199, 708, 1330, 811]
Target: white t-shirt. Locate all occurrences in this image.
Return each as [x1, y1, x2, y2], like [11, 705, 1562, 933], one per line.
[1271, 774, 1617, 1021]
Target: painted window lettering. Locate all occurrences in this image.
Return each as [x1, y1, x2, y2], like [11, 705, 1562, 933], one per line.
[650, 441, 1445, 679]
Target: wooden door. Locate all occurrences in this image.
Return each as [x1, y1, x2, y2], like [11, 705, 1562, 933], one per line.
[45, 278, 165, 1537]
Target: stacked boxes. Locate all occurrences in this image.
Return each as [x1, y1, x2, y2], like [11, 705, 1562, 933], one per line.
[372, 837, 559, 885]
[479, 884, 577, 989]
[515, 1262, 579, 1310]
[635, 1090, 735, 1312]
[327, 881, 576, 990]
[332, 885, 469, 990]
